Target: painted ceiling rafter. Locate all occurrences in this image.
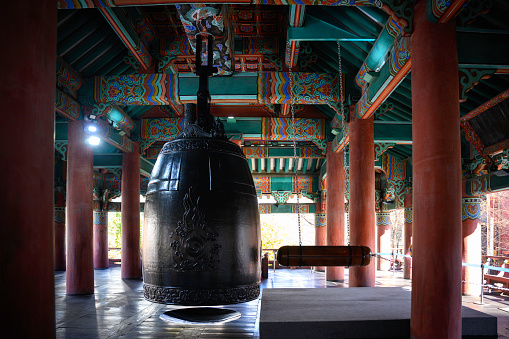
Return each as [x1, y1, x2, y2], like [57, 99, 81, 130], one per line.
[286, 4, 306, 69]
[99, 6, 153, 70]
[461, 87, 509, 162]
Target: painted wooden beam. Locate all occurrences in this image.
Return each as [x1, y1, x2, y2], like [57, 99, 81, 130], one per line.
[287, 15, 376, 42]
[355, 16, 404, 88]
[56, 57, 83, 99]
[98, 7, 153, 70]
[428, 0, 469, 23]
[465, 171, 509, 196]
[333, 119, 412, 153]
[457, 29, 509, 69]
[243, 146, 325, 159]
[286, 5, 306, 69]
[55, 89, 81, 121]
[95, 72, 341, 106]
[92, 103, 135, 137]
[460, 88, 509, 159]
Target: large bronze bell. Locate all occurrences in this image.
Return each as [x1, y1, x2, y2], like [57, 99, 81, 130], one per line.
[142, 35, 260, 306]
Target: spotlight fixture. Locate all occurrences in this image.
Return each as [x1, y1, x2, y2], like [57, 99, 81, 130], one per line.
[87, 125, 97, 133]
[86, 136, 101, 146]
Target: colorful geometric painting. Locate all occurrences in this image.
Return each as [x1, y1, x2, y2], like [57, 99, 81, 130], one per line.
[382, 153, 406, 208]
[253, 176, 272, 193]
[57, 0, 117, 9]
[93, 211, 108, 226]
[56, 59, 83, 99]
[54, 207, 65, 224]
[315, 213, 326, 227]
[257, 72, 340, 105]
[244, 147, 269, 159]
[261, 118, 326, 152]
[404, 207, 412, 224]
[321, 190, 326, 213]
[376, 212, 391, 226]
[292, 204, 309, 213]
[389, 36, 410, 77]
[292, 176, 311, 193]
[161, 36, 193, 57]
[470, 175, 491, 195]
[382, 153, 405, 181]
[461, 121, 485, 158]
[141, 118, 185, 140]
[242, 37, 279, 54]
[462, 198, 481, 221]
[299, 147, 324, 157]
[104, 174, 121, 191]
[259, 205, 271, 214]
[95, 74, 180, 106]
[55, 90, 80, 121]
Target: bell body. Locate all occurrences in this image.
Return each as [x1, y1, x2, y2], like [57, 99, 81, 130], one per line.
[143, 138, 261, 305]
[277, 246, 372, 267]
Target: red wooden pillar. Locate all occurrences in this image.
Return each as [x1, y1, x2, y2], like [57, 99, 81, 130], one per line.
[349, 110, 375, 287]
[462, 197, 482, 296]
[376, 212, 391, 271]
[411, 1, 462, 337]
[94, 210, 109, 269]
[55, 187, 66, 271]
[314, 198, 326, 272]
[1, 1, 56, 335]
[121, 142, 141, 279]
[326, 143, 345, 282]
[66, 120, 95, 294]
[403, 192, 413, 279]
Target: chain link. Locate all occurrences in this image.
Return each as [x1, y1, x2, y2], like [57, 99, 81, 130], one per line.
[337, 40, 349, 246]
[289, 68, 302, 246]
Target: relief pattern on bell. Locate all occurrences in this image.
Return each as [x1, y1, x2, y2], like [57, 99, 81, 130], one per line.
[169, 187, 221, 273]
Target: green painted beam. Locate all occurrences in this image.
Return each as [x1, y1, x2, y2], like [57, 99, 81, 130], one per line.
[261, 204, 317, 214]
[140, 156, 154, 177]
[302, 158, 309, 174]
[310, 159, 317, 173]
[374, 122, 412, 143]
[457, 30, 509, 69]
[99, 7, 153, 70]
[256, 159, 262, 173]
[465, 171, 509, 196]
[287, 15, 376, 42]
[93, 153, 122, 168]
[275, 158, 281, 173]
[222, 119, 261, 135]
[284, 158, 290, 173]
[179, 73, 258, 98]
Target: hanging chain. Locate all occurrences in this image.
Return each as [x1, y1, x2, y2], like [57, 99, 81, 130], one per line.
[290, 68, 302, 246]
[337, 39, 350, 246]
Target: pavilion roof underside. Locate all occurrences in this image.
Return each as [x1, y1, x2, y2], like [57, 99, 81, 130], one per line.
[55, 1, 509, 176]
